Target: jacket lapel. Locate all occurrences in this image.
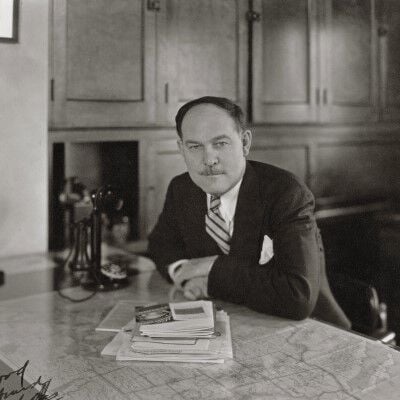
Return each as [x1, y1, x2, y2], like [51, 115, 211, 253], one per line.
[184, 179, 222, 256]
[229, 162, 265, 259]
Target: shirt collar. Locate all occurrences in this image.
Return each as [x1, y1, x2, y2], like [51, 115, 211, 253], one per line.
[207, 177, 243, 222]
[220, 177, 242, 205]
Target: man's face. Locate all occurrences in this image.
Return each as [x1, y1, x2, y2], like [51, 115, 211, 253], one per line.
[178, 104, 251, 196]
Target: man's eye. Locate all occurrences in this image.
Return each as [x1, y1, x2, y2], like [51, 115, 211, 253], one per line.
[215, 141, 228, 147]
[188, 144, 200, 150]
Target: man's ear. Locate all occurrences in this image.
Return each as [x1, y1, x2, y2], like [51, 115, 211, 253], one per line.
[177, 138, 184, 155]
[241, 130, 252, 157]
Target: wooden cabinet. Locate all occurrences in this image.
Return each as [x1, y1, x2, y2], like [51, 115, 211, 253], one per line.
[379, 0, 400, 121]
[51, 0, 400, 126]
[156, 0, 248, 123]
[50, 0, 247, 128]
[252, 0, 379, 123]
[252, 0, 319, 123]
[321, 0, 378, 122]
[51, 0, 158, 127]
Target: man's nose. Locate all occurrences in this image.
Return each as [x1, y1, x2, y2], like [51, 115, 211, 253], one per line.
[203, 146, 218, 166]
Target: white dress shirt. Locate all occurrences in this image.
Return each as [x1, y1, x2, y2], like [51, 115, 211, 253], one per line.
[206, 177, 242, 236]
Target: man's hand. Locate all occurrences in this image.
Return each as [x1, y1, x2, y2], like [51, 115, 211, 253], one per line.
[173, 256, 218, 289]
[182, 276, 208, 300]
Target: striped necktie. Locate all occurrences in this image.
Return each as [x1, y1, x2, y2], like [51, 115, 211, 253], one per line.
[205, 196, 230, 254]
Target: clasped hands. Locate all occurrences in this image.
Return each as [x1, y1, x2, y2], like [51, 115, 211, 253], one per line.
[172, 255, 218, 300]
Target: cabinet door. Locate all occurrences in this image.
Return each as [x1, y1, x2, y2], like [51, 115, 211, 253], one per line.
[144, 140, 187, 235]
[321, 0, 378, 122]
[51, 0, 157, 127]
[157, 0, 248, 124]
[252, 0, 319, 123]
[380, 0, 400, 120]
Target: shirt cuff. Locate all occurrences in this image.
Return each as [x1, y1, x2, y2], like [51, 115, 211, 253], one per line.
[168, 259, 189, 282]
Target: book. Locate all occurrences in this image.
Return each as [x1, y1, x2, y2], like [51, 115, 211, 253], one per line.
[137, 300, 216, 338]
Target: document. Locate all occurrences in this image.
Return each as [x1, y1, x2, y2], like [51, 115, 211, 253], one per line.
[95, 300, 136, 332]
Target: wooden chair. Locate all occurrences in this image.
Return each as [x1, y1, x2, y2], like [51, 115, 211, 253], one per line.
[329, 272, 396, 345]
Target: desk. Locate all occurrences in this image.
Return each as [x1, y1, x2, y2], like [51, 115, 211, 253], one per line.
[1, 267, 400, 399]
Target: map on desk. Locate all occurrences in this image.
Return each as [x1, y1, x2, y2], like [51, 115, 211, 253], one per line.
[2, 288, 400, 400]
[0, 354, 58, 399]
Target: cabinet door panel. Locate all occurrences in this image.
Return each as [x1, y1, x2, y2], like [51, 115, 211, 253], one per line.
[176, 1, 237, 101]
[249, 145, 308, 183]
[262, 3, 309, 104]
[386, 6, 400, 108]
[145, 140, 187, 234]
[51, 0, 156, 127]
[323, 0, 378, 122]
[158, 0, 247, 123]
[66, 0, 143, 101]
[381, 0, 400, 120]
[253, 0, 318, 123]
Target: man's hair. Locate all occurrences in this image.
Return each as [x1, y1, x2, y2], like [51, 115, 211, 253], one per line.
[175, 96, 246, 138]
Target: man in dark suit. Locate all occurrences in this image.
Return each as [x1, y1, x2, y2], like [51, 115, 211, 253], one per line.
[148, 96, 350, 329]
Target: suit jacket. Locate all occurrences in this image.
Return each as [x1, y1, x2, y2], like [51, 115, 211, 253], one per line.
[148, 160, 351, 329]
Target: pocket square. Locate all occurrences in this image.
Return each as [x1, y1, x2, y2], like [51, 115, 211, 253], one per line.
[259, 234, 274, 265]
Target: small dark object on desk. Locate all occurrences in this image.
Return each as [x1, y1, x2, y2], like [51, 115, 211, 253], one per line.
[81, 263, 130, 291]
[107, 253, 140, 276]
[81, 267, 130, 291]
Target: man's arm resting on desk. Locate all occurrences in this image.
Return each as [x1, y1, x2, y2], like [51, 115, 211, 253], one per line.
[172, 181, 321, 319]
[208, 182, 320, 320]
[174, 227, 320, 317]
[147, 180, 187, 282]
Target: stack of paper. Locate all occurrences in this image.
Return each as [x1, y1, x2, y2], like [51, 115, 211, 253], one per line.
[101, 300, 233, 364]
[137, 301, 215, 338]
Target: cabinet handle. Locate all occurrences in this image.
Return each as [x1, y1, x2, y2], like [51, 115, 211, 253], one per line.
[378, 25, 388, 37]
[147, 0, 160, 11]
[316, 88, 320, 105]
[164, 83, 169, 104]
[323, 89, 328, 105]
[50, 79, 55, 101]
[246, 10, 261, 22]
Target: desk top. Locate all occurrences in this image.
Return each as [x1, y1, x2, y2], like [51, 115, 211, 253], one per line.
[1, 267, 400, 400]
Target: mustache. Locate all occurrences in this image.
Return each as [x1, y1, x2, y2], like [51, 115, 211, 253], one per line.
[200, 168, 224, 176]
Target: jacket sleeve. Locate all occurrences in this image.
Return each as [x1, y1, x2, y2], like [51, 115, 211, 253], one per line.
[208, 180, 321, 320]
[147, 180, 186, 283]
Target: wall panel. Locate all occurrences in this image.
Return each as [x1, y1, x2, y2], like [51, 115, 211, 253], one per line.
[249, 145, 308, 183]
[315, 142, 400, 198]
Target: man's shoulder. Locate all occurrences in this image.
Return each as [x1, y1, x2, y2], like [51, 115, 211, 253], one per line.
[248, 161, 315, 220]
[167, 172, 200, 200]
[169, 171, 193, 188]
